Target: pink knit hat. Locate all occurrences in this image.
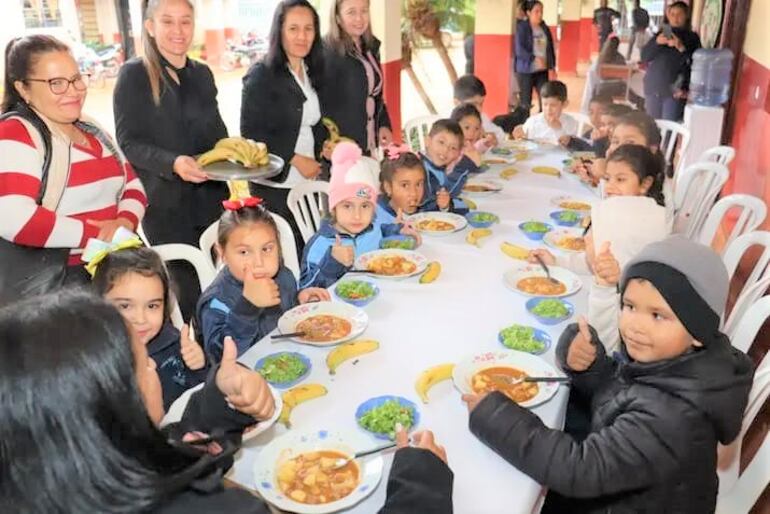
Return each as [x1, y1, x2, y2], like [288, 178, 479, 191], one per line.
[328, 141, 379, 210]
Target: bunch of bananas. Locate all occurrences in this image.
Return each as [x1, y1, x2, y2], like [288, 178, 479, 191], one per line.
[197, 137, 270, 168]
[321, 117, 355, 157]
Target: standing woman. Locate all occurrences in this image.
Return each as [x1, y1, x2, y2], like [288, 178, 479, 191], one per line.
[114, 0, 228, 317]
[322, 0, 393, 156]
[241, 0, 326, 252]
[515, 0, 556, 113]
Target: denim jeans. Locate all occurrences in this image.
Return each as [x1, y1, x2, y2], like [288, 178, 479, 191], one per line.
[645, 91, 686, 121]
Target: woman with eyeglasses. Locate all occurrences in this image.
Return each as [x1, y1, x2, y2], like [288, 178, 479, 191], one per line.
[0, 35, 147, 303]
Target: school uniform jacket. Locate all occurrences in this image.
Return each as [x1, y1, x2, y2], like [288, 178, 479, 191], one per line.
[150, 322, 208, 410]
[419, 154, 471, 215]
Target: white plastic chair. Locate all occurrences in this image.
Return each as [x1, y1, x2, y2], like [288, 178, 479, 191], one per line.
[723, 276, 770, 340]
[287, 181, 329, 244]
[672, 161, 729, 238]
[720, 231, 770, 336]
[700, 145, 736, 167]
[655, 119, 691, 172]
[569, 111, 592, 138]
[699, 195, 767, 250]
[403, 115, 440, 153]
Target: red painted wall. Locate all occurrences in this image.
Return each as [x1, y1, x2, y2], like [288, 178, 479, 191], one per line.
[474, 34, 513, 116]
[559, 20, 580, 73]
[381, 59, 402, 141]
[578, 18, 592, 62]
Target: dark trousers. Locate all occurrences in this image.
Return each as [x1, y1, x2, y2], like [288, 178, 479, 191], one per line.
[249, 183, 306, 259]
[516, 70, 549, 112]
[645, 91, 686, 121]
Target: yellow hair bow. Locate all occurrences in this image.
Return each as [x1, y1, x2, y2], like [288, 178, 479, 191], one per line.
[82, 227, 144, 277]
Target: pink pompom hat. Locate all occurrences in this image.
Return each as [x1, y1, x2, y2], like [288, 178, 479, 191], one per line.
[328, 141, 380, 210]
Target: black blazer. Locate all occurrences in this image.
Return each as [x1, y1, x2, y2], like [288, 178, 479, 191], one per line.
[321, 38, 391, 153]
[240, 62, 327, 184]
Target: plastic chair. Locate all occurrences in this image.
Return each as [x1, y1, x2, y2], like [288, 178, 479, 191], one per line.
[198, 221, 219, 272]
[403, 115, 440, 153]
[287, 181, 329, 244]
[655, 119, 691, 172]
[699, 195, 767, 250]
[723, 276, 770, 340]
[699, 145, 736, 167]
[569, 111, 592, 138]
[721, 231, 770, 335]
[672, 161, 729, 238]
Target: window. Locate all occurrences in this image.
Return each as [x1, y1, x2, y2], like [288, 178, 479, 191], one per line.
[23, 0, 63, 29]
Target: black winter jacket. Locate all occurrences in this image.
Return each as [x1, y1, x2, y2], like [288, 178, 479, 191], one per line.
[641, 28, 702, 95]
[150, 322, 208, 410]
[469, 323, 753, 514]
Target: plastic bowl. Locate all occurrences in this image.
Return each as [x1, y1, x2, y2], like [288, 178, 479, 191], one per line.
[334, 280, 380, 307]
[465, 211, 500, 228]
[497, 325, 552, 355]
[519, 221, 553, 241]
[379, 235, 417, 251]
[355, 395, 420, 440]
[254, 352, 312, 389]
[525, 297, 574, 326]
[549, 210, 582, 227]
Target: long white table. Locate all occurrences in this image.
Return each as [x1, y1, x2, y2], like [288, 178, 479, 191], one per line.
[228, 144, 598, 514]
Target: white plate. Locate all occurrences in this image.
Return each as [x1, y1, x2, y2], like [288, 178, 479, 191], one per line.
[550, 195, 594, 212]
[453, 350, 561, 409]
[161, 382, 282, 442]
[503, 262, 582, 298]
[276, 301, 368, 346]
[462, 179, 504, 197]
[406, 212, 468, 235]
[254, 429, 384, 514]
[503, 140, 538, 152]
[543, 228, 586, 254]
[354, 249, 429, 279]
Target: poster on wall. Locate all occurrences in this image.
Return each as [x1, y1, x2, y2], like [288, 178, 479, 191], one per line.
[698, 0, 724, 48]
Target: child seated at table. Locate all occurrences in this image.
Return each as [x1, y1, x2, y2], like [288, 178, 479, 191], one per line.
[453, 74, 507, 144]
[196, 198, 330, 362]
[512, 81, 578, 145]
[573, 103, 636, 184]
[93, 245, 208, 410]
[559, 95, 613, 155]
[450, 103, 493, 167]
[420, 119, 472, 214]
[465, 236, 754, 514]
[376, 144, 426, 227]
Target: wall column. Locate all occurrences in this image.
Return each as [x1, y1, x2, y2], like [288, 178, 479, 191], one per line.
[577, 0, 594, 76]
[559, 0, 581, 74]
[200, 0, 226, 66]
[474, 0, 515, 116]
[542, 0, 559, 46]
[95, 0, 120, 43]
[370, 0, 402, 140]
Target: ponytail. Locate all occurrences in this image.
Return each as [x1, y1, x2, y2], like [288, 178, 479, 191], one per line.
[2, 35, 69, 113]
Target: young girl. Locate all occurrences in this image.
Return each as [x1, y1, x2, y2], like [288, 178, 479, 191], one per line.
[93, 246, 208, 410]
[376, 145, 426, 226]
[196, 198, 330, 362]
[450, 103, 494, 166]
[420, 119, 472, 214]
[300, 142, 416, 289]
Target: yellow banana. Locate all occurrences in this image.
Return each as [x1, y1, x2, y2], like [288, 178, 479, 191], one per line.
[500, 241, 529, 260]
[214, 137, 245, 152]
[419, 262, 441, 284]
[532, 166, 561, 177]
[514, 151, 530, 161]
[466, 228, 492, 247]
[326, 340, 379, 375]
[460, 197, 477, 210]
[196, 147, 234, 167]
[278, 383, 328, 428]
[322, 117, 342, 140]
[500, 167, 518, 180]
[415, 363, 455, 403]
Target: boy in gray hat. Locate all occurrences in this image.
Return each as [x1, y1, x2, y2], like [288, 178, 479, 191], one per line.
[464, 235, 754, 513]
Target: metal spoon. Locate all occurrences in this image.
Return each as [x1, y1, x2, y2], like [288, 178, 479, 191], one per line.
[534, 254, 560, 284]
[490, 374, 570, 386]
[330, 441, 399, 470]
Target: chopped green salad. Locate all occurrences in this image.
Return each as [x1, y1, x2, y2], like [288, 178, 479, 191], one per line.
[531, 299, 569, 318]
[257, 353, 308, 384]
[358, 400, 414, 438]
[381, 237, 416, 250]
[556, 211, 580, 223]
[336, 280, 376, 300]
[491, 147, 513, 156]
[521, 221, 551, 233]
[499, 324, 546, 353]
[470, 212, 499, 223]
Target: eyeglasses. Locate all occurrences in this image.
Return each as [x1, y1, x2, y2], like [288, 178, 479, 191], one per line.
[24, 74, 91, 95]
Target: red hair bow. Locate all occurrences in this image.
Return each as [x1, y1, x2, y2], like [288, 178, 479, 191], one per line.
[385, 143, 413, 160]
[222, 196, 264, 211]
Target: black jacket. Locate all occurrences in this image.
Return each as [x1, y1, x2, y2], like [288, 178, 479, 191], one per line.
[150, 322, 208, 410]
[469, 323, 753, 514]
[240, 62, 327, 184]
[114, 58, 229, 244]
[321, 38, 391, 153]
[641, 28, 702, 95]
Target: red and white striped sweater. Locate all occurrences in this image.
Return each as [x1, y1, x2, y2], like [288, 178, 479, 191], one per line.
[0, 118, 147, 265]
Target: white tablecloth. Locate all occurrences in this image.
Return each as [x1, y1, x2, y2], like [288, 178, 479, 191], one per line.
[227, 145, 598, 514]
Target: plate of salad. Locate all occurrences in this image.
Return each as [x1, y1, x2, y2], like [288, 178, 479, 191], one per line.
[255, 352, 312, 389]
[497, 324, 552, 355]
[355, 395, 420, 440]
[525, 297, 574, 325]
[380, 235, 417, 250]
[334, 280, 380, 307]
[465, 211, 500, 228]
[549, 210, 582, 227]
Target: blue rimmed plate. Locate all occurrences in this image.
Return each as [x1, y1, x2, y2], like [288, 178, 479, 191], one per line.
[497, 324, 552, 355]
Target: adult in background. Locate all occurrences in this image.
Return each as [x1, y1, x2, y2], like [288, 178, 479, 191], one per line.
[0, 35, 146, 301]
[627, 0, 650, 60]
[322, 0, 393, 156]
[241, 0, 327, 254]
[593, 0, 620, 50]
[114, 0, 229, 318]
[640, 1, 701, 121]
[514, 0, 556, 113]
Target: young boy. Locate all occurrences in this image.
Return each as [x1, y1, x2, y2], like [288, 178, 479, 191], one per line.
[450, 103, 488, 167]
[464, 236, 753, 513]
[560, 95, 613, 156]
[420, 119, 471, 214]
[513, 81, 578, 145]
[453, 74, 507, 145]
[572, 102, 636, 183]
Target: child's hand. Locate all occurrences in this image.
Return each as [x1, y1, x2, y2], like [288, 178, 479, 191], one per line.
[464, 144, 482, 165]
[461, 392, 487, 413]
[593, 242, 621, 286]
[484, 132, 498, 148]
[298, 287, 331, 304]
[180, 323, 206, 371]
[527, 249, 556, 266]
[558, 135, 571, 147]
[216, 337, 276, 421]
[436, 188, 451, 210]
[331, 235, 354, 267]
[566, 316, 597, 372]
[512, 125, 526, 140]
[243, 269, 281, 308]
[400, 225, 422, 247]
[396, 425, 448, 464]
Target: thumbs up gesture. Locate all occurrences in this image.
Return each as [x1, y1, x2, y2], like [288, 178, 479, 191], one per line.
[593, 241, 621, 286]
[331, 235, 354, 267]
[180, 322, 205, 371]
[566, 316, 597, 372]
[242, 265, 281, 308]
[216, 337, 276, 421]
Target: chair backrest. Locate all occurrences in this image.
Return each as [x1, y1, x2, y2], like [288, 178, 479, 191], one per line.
[722, 230, 770, 318]
[403, 115, 441, 153]
[723, 275, 770, 340]
[198, 221, 219, 272]
[699, 196, 767, 251]
[286, 181, 330, 244]
[700, 145, 736, 167]
[672, 161, 729, 238]
[656, 119, 691, 172]
[569, 111, 592, 138]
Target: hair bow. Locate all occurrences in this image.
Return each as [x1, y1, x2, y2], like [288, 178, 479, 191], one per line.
[82, 227, 144, 277]
[385, 143, 413, 160]
[222, 196, 264, 211]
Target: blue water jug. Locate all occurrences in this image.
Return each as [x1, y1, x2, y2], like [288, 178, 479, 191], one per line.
[689, 48, 734, 107]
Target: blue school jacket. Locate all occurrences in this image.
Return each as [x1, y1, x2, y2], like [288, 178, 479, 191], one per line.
[375, 195, 398, 225]
[149, 321, 208, 410]
[419, 153, 471, 214]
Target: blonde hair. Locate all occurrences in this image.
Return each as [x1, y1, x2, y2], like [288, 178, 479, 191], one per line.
[325, 0, 375, 55]
[141, 0, 194, 105]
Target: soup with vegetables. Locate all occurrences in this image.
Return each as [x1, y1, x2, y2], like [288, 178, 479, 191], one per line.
[296, 315, 352, 342]
[559, 200, 591, 211]
[417, 219, 455, 232]
[517, 276, 567, 296]
[367, 256, 417, 276]
[472, 366, 539, 403]
[277, 450, 359, 505]
[556, 236, 585, 251]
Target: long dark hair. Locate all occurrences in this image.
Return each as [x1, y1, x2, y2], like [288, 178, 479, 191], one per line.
[265, 0, 324, 89]
[0, 290, 209, 512]
[2, 35, 69, 113]
[607, 144, 665, 206]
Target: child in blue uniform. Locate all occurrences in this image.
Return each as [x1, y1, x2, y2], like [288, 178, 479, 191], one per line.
[420, 119, 472, 214]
